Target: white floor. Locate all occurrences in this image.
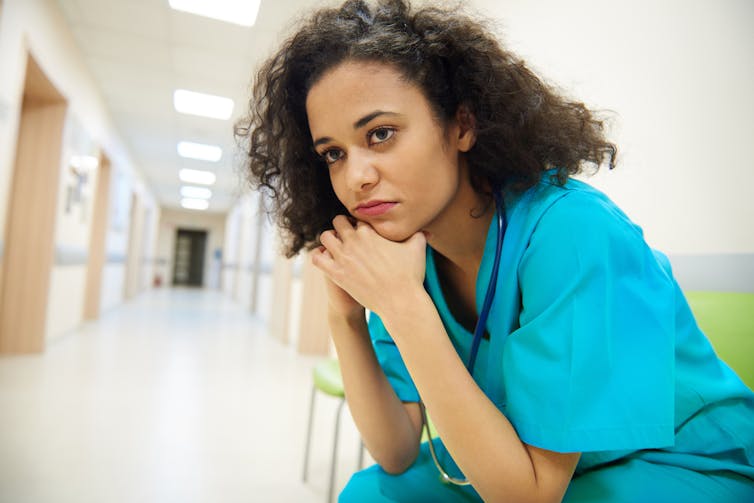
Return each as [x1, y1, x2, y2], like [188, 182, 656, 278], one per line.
[0, 288, 370, 503]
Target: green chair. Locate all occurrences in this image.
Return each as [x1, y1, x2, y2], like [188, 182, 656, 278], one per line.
[685, 291, 754, 390]
[302, 358, 364, 502]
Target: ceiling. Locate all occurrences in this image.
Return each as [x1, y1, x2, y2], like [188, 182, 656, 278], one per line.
[55, 0, 326, 214]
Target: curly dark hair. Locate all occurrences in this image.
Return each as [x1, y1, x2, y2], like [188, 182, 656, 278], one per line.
[235, 0, 616, 257]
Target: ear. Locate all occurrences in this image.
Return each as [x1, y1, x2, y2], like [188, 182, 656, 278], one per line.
[455, 104, 477, 153]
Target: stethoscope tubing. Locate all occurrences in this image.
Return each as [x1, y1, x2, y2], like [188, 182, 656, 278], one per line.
[421, 190, 507, 486]
[467, 190, 506, 375]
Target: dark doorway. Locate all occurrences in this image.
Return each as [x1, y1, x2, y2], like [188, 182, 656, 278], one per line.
[172, 229, 207, 287]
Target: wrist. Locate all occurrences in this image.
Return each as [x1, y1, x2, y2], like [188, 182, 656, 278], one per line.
[377, 284, 433, 333]
[327, 305, 366, 329]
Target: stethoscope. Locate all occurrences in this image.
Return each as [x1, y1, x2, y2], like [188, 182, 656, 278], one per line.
[421, 190, 507, 486]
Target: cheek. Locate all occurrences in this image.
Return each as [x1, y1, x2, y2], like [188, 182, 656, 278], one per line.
[328, 170, 349, 206]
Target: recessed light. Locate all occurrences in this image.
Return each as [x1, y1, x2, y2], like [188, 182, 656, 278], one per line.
[180, 186, 212, 199]
[168, 0, 261, 27]
[174, 89, 234, 120]
[181, 198, 210, 210]
[177, 141, 222, 162]
[179, 168, 216, 185]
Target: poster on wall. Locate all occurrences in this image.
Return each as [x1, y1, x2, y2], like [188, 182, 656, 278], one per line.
[62, 115, 97, 224]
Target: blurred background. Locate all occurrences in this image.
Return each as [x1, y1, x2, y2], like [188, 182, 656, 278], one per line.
[0, 0, 752, 502]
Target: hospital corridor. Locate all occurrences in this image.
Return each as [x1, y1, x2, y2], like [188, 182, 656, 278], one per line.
[0, 0, 753, 502]
[0, 288, 369, 502]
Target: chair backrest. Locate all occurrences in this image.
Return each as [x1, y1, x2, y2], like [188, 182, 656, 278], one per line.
[685, 291, 754, 390]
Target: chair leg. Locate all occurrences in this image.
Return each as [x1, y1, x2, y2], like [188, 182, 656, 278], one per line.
[302, 383, 317, 482]
[328, 398, 346, 503]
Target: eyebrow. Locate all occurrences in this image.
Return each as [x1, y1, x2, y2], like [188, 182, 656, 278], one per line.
[353, 110, 399, 129]
[312, 110, 400, 148]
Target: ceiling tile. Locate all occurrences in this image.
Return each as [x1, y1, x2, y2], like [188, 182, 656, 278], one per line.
[69, 0, 169, 42]
[73, 26, 172, 69]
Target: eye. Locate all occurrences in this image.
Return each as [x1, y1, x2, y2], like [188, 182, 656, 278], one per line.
[320, 148, 344, 165]
[368, 127, 395, 145]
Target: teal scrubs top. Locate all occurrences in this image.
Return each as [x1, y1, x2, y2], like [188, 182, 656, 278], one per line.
[365, 175, 754, 497]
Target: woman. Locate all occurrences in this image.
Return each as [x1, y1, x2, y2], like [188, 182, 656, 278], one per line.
[236, 0, 754, 501]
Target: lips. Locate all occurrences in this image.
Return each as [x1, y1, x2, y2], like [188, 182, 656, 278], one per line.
[354, 200, 397, 217]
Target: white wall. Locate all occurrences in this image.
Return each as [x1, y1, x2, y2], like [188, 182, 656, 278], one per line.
[234, 195, 253, 306]
[222, 192, 278, 314]
[255, 208, 279, 323]
[0, 0, 159, 340]
[45, 114, 101, 341]
[222, 203, 242, 295]
[101, 168, 135, 312]
[470, 0, 754, 255]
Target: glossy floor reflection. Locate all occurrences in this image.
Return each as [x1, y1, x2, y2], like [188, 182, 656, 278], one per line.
[0, 288, 368, 503]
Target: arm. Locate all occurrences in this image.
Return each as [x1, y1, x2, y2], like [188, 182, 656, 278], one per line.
[313, 217, 579, 502]
[382, 288, 579, 503]
[325, 304, 423, 473]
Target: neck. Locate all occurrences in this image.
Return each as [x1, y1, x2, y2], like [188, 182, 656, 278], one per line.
[425, 180, 494, 278]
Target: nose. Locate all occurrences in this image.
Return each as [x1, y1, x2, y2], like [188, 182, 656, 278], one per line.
[344, 148, 379, 192]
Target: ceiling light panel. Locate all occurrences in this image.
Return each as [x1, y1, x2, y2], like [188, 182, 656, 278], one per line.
[177, 141, 222, 162]
[181, 198, 210, 210]
[180, 186, 212, 199]
[179, 168, 216, 185]
[168, 0, 261, 27]
[174, 89, 234, 120]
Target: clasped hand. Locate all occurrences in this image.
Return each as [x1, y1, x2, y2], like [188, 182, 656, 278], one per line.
[311, 215, 427, 318]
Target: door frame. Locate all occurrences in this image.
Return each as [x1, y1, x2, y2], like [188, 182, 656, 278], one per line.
[0, 53, 68, 353]
[82, 152, 112, 320]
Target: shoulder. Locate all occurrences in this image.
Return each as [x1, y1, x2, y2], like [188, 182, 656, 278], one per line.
[511, 174, 645, 246]
[512, 175, 664, 294]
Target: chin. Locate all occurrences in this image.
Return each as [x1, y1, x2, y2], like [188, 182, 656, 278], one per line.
[369, 221, 416, 242]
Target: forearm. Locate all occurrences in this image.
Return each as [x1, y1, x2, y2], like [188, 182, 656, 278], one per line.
[328, 310, 421, 473]
[381, 289, 573, 503]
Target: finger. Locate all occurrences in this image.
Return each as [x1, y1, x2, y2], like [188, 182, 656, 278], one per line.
[311, 245, 335, 271]
[315, 245, 333, 259]
[319, 229, 343, 257]
[354, 219, 375, 236]
[332, 215, 356, 240]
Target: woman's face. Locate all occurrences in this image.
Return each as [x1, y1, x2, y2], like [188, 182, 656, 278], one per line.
[305, 60, 476, 242]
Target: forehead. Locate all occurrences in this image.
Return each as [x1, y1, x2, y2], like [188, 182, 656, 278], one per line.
[305, 61, 426, 134]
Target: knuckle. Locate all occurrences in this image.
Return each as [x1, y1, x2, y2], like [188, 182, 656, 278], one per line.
[319, 231, 336, 246]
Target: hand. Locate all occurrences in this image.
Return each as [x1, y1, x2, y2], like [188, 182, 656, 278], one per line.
[311, 215, 427, 318]
[319, 263, 365, 321]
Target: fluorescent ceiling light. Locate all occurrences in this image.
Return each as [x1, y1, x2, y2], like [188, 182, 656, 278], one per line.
[168, 0, 261, 27]
[181, 198, 210, 210]
[179, 168, 216, 185]
[177, 141, 222, 162]
[174, 89, 234, 120]
[180, 186, 212, 199]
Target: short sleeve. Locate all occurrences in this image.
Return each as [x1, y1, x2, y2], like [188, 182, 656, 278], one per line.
[368, 312, 420, 403]
[502, 191, 676, 453]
